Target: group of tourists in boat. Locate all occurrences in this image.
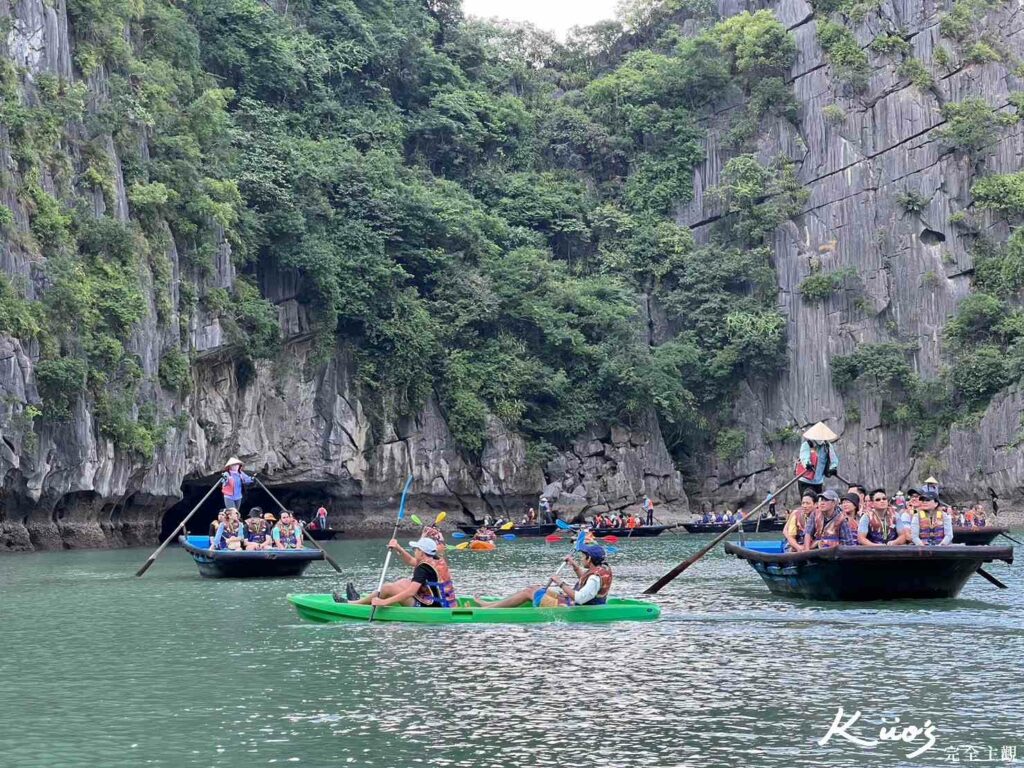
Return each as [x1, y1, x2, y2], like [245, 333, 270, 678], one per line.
[208, 506, 306, 551]
[588, 496, 657, 528]
[782, 484, 982, 551]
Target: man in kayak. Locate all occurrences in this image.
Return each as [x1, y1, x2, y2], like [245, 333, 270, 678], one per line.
[337, 537, 457, 607]
[473, 545, 612, 608]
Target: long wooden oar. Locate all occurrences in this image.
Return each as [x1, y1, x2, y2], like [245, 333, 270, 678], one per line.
[999, 530, 1022, 545]
[136, 479, 221, 577]
[369, 475, 414, 622]
[254, 476, 343, 574]
[976, 567, 1008, 589]
[644, 475, 800, 594]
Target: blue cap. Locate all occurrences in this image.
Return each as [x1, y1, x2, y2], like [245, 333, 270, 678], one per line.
[579, 544, 606, 563]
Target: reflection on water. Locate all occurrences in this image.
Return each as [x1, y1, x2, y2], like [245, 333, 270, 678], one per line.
[0, 533, 1021, 767]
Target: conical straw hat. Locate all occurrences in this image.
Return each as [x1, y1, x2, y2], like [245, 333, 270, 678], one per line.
[224, 456, 244, 469]
[924, 476, 939, 485]
[802, 422, 838, 442]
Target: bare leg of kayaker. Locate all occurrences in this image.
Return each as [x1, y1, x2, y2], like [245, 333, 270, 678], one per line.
[351, 580, 417, 607]
[472, 585, 548, 608]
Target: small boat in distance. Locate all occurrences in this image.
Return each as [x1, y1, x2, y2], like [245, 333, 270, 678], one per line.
[682, 519, 784, 534]
[587, 524, 676, 537]
[456, 523, 557, 538]
[304, 527, 340, 541]
[725, 540, 1013, 601]
[952, 526, 1007, 546]
[178, 535, 323, 578]
[288, 594, 660, 624]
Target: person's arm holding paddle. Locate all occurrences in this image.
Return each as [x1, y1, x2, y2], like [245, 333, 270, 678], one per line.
[387, 538, 417, 568]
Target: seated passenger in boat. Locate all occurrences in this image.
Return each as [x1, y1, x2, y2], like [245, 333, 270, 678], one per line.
[784, 491, 816, 552]
[244, 506, 272, 550]
[734, 508, 745, 524]
[955, 508, 967, 527]
[840, 494, 861, 538]
[209, 510, 226, 541]
[911, 492, 953, 546]
[338, 537, 457, 607]
[847, 484, 868, 510]
[975, 505, 988, 527]
[211, 507, 244, 550]
[857, 488, 908, 546]
[474, 545, 612, 608]
[803, 490, 856, 549]
[272, 510, 305, 549]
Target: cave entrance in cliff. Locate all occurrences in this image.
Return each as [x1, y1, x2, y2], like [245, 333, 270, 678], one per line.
[160, 478, 337, 539]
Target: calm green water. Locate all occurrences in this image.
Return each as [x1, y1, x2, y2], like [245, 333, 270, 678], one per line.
[1, 532, 1021, 767]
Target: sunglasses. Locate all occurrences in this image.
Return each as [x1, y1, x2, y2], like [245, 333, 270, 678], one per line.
[872, 497, 887, 502]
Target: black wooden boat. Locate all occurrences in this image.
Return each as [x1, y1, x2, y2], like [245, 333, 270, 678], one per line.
[725, 540, 1013, 601]
[588, 523, 676, 537]
[456, 523, 558, 537]
[305, 527, 340, 541]
[952, 526, 1007, 545]
[682, 519, 785, 534]
[179, 535, 323, 578]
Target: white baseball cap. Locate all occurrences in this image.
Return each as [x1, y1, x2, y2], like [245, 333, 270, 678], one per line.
[408, 537, 438, 556]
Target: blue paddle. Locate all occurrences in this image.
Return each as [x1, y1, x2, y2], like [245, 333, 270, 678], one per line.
[502, 533, 516, 541]
[534, 528, 587, 607]
[451, 531, 468, 539]
[369, 474, 414, 623]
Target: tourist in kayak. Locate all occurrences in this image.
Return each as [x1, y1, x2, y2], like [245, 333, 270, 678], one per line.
[857, 489, 908, 546]
[337, 537, 458, 607]
[783, 491, 816, 551]
[221, 457, 254, 510]
[803, 490, 856, 549]
[912, 491, 953, 545]
[244, 507, 271, 550]
[272, 510, 305, 549]
[473, 544, 612, 608]
[473, 526, 496, 543]
[211, 507, 244, 550]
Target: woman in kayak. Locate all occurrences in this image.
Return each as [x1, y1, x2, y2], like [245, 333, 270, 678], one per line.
[473, 527, 496, 543]
[473, 545, 612, 608]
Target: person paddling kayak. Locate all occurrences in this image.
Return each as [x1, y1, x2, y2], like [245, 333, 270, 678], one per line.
[473, 545, 612, 608]
[335, 537, 458, 607]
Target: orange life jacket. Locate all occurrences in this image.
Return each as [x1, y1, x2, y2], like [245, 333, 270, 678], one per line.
[575, 564, 612, 605]
[414, 558, 457, 607]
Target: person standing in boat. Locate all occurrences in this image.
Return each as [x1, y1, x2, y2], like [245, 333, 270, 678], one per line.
[271, 510, 305, 549]
[314, 505, 329, 531]
[221, 457, 254, 511]
[857, 489, 908, 546]
[642, 496, 654, 526]
[784, 491, 816, 552]
[922, 476, 940, 497]
[539, 496, 552, 523]
[474, 544, 613, 608]
[243, 507, 271, 550]
[911, 491, 953, 546]
[803, 490, 856, 549]
[795, 422, 840, 497]
[337, 537, 458, 608]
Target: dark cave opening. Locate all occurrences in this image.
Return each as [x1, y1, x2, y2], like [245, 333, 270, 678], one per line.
[159, 478, 337, 540]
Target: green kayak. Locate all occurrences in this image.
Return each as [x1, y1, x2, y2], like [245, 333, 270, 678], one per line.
[287, 594, 660, 624]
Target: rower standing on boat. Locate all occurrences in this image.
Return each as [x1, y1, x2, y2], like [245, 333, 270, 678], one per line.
[314, 505, 329, 531]
[642, 496, 654, 526]
[795, 423, 840, 497]
[221, 457, 255, 510]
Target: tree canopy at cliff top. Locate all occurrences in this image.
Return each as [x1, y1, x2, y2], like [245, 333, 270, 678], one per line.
[1, 0, 802, 468]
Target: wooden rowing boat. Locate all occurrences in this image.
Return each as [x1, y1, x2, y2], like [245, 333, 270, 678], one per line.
[725, 540, 1013, 600]
[179, 535, 323, 578]
[681, 519, 785, 534]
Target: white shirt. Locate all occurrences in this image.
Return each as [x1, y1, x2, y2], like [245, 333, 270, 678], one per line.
[573, 574, 602, 605]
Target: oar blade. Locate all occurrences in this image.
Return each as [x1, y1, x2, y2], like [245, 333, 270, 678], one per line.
[455, 542, 470, 550]
[555, 519, 572, 531]
[605, 545, 619, 555]
[135, 558, 156, 578]
[452, 531, 467, 539]
[544, 534, 562, 543]
[397, 475, 414, 521]
[500, 521, 514, 531]
[410, 514, 422, 526]
[435, 511, 447, 524]
[502, 533, 516, 540]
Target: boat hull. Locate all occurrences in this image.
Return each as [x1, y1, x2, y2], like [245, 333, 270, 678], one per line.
[179, 536, 323, 578]
[682, 520, 785, 534]
[306, 528, 339, 541]
[288, 595, 660, 624]
[725, 541, 1013, 601]
[951, 526, 1005, 545]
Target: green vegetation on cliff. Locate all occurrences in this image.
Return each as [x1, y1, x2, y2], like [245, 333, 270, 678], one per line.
[0, 0, 802, 466]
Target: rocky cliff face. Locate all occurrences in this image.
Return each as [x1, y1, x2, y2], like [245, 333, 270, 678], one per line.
[694, 0, 1024, 508]
[0, 0, 688, 551]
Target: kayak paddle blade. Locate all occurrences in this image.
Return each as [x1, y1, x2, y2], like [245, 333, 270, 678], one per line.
[500, 521, 514, 531]
[605, 545, 619, 555]
[502, 533, 516, 540]
[555, 519, 572, 531]
[455, 542, 470, 550]
[397, 475, 414, 521]
[532, 586, 547, 607]
[435, 511, 447, 524]
[451, 531, 467, 539]
[544, 535, 562, 543]
[574, 530, 587, 550]
[410, 514, 422, 526]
